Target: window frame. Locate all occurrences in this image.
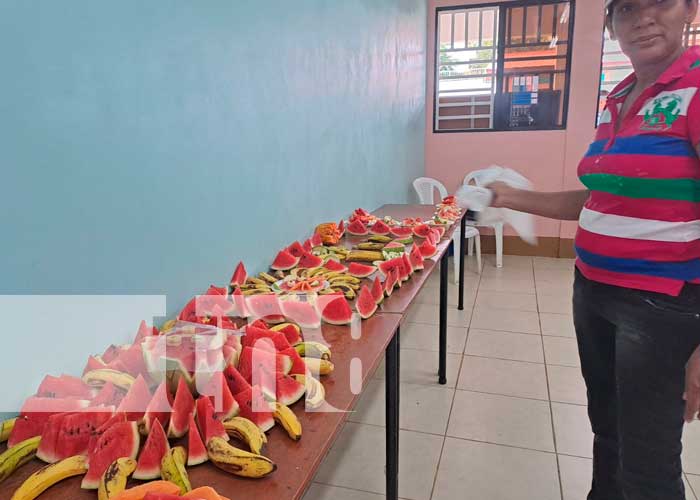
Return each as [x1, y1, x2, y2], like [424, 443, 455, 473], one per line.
[433, 0, 577, 134]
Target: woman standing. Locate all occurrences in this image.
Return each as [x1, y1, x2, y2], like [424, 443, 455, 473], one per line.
[489, 0, 700, 498]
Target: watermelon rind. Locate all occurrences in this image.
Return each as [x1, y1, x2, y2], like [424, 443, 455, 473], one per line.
[141, 382, 173, 436]
[419, 240, 438, 259]
[297, 253, 324, 269]
[286, 241, 306, 259]
[271, 250, 300, 271]
[323, 259, 348, 273]
[370, 220, 391, 235]
[413, 224, 432, 238]
[356, 285, 378, 319]
[133, 418, 170, 481]
[82, 421, 140, 490]
[390, 226, 413, 238]
[320, 296, 353, 325]
[371, 277, 384, 305]
[347, 262, 376, 279]
[346, 220, 368, 236]
[230, 261, 248, 287]
[276, 373, 306, 406]
[279, 299, 321, 329]
[233, 386, 275, 433]
[168, 377, 195, 438]
[187, 414, 208, 466]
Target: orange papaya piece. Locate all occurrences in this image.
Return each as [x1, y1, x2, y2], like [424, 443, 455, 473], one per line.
[183, 487, 222, 500]
[111, 481, 182, 500]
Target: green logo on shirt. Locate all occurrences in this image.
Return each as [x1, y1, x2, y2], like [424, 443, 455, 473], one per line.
[641, 94, 682, 130]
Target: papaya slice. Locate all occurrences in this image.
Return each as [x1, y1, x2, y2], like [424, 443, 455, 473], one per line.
[110, 481, 181, 500]
[183, 487, 222, 500]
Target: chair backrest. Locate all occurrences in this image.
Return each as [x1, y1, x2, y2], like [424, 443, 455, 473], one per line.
[463, 167, 504, 187]
[412, 177, 448, 205]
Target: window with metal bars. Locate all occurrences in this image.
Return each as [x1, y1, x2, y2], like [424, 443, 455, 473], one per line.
[597, 14, 700, 126]
[435, 0, 575, 133]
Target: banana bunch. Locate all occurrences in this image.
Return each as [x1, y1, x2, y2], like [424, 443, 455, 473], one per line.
[0, 436, 41, 485]
[161, 447, 191, 494]
[312, 246, 350, 261]
[207, 437, 276, 479]
[239, 276, 274, 296]
[293, 341, 331, 360]
[222, 417, 267, 455]
[98, 458, 136, 500]
[273, 403, 302, 441]
[292, 374, 326, 410]
[11, 455, 88, 500]
[0, 417, 16, 443]
[368, 235, 392, 244]
[346, 250, 384, 263]
[303, 358, 335, 376]
[357, 242, 385, 251]
[82, 369, 135, 391]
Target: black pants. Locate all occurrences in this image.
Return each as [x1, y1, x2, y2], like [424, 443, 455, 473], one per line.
[573, 270, 700, 500]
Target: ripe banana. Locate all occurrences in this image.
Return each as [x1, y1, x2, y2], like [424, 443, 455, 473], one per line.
[223, 417, 267, 454]
[161, 446, 191, 494]
[273, 403, 302, 441]
[292, 374, 326, 410]
[0, 417, 17, 443]
[304, 357, 335, 376]
[160, 319, 178, 333]
[369, 235, 393, 243]
[82, 369, 135, 391]
[98, 457, 137, 500]
[207, 437, 276, 479]
[294, 341, 332, 360]
[10, 455, 88, 500]
[0, 436, 41, 485]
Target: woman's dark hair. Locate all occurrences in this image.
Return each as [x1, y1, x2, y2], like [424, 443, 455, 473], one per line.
[607, 0, 694, 19]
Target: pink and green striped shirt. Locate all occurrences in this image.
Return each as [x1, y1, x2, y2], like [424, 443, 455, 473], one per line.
[575, 47, 700, 296]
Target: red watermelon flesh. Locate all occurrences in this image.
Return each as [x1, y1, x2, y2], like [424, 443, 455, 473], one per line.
[297, 252, 324, 269]
[7, 414, 49, 448]
[276, 324, 302, 345]
[167, 376, 195, 438]
[356, 284, 378, 319]
[302, 239, 313, 253]
[323, 259, 347, 273]
[402, 253, 414, 276]
[195, 397, 229, 444]
[58, 411, 114, 460]
[393, 268, 402, 288]
[276, 373, 306, 406]
[21, 397, 90, 416]
[230, 261, 247, 287]
[198, 372, 240, 420]
[238, 347, 292, 384]
[433, 225, 446, 238]
[87, 413, 127, 456]
[390, 226, 413, 238]
[347, 262, 376, 278]
[187, 414, 208, 466]
[270, 250, 299, 271]
[134, 320, 158, 345]
[37, 375, 94, 400]
[223, 365, 251, 396]
[310, 233, 323, 247]
[338, 220, 345, 237]
[370, 220, 391, 235]
[410, 245, 425, 271]
[90, 382, 124, 408]
[113, 343, 149, 379]
[246, 294, 283, 319]
[231, 287, 249, 318]
[82, 421, 140, 490]
[320, 296, 353, 325]
[101, 345, 123, 365]
[346, 220, 368, 236]
[249, 319, 268, 329]
[36, 413, 70, 463]
[371, 277, 384, 305]
[419, 240, 438, 259]
[233, 386, 275, 432]
[377, 257, 404, 279]
[384, 270, 396, 297]
[413, 224, 432, 238]
[287, 241, 306, 259]
[116, 375, 152, 421]
[133, 418, 170, 480]
[279, 347, 307, 376]
[279, 300, 321, 329]
[82, 355, 107, 376]
[141, 382, 173, 435]
[243, 326, 291, 352]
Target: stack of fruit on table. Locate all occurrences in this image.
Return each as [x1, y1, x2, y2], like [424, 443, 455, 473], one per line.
[0, 316, 333, 499]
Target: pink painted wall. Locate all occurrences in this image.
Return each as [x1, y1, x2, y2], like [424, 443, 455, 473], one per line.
[425, 0, 605, 239]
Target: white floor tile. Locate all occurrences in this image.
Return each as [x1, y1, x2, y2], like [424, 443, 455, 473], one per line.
[540, 312, 576, 338]
[683, 423, 700, 474]
[458, 355, 548, 400]
[373, 348, 462, 389]
[686, 475, 698, 500]
[536, 279, 575, 296]
[537, 293, 573, 314]
[466, 329, 544, 363]
[482, 265, 535, 280]
[432, 438, 561, 500]
[414, 284, 467, 307]
[547, 364, 587, 405]
[470, 307, 541, 335]
[303, 484, 388, 500]
[447, 390, 555, 452]
[475, 290, 538, 312]
[483, 254, 536, 269]
[478, 276, 536, 294]
[535, 268, 576, 283]
[533, 257, 576, 271]
[552, 402, 593, 458]
[544, 336, 581, 367]
[558, 455, 592, 500]
[404, 302, 472, 328]
[400, 322, 468, 354]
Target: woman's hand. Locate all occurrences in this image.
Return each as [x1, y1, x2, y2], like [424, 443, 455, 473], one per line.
[684, 345, 700, 423]
[487, 182, 515, 208]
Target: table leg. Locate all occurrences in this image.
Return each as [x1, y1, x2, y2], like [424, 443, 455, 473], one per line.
[439, 249, 449, 385]
[458, 214, 466, 311]
[385, 326, 400, 500]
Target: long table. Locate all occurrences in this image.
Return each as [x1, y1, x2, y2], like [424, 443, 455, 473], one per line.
[0, 205, 469, 500]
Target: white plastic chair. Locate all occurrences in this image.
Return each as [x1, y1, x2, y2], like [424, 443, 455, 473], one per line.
[463, 170, 505, 268]
[412, 177, 482, 281]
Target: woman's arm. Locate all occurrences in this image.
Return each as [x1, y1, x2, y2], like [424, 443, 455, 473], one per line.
[489, 182, 589, 221]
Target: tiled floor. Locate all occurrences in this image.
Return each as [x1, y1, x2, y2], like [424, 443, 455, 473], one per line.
[302, 255, 700, 500]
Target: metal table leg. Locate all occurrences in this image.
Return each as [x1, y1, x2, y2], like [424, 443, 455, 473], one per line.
[458, 214, 467, 311]
[439, 248, 449, 385]
[385, 326, 400, 500]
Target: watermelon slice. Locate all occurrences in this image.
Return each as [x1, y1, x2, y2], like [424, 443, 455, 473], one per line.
[168, 377, 195, 438]
[302, 239, 313, 253]
[187, 414, 208, 466]
[297, 252, 324, 269]
[323, 259, 347, 273]
[390, 226, 413, 238]
[320, 296, 353, 325]
[377, 257, 404, 279]
[356, 284, 378, 319]
[238, 347, 292, 383]
[271, 250, 300, 271]
[198, 372, 240, 420]
[249, 319, 269, 329]
[270, 322, 302, 344]
[279, 299, 321, 329]
[82, 355, 107, 376]
[195, 397, 229, 444]
[117, 375, 152, 421]
[141, 382, 173, 435]
[310, 233, 323, 247]
[52, 410, 114, 462]
[433, 225, 446, 239]
[278, 347, 307, 376]
[230, 261, 247, 287]
[134, 419, 170, 480]
[402, 253, 414, 276]
[112, 343, 149, 379]
[101, 345, 124, 365]
[233, 386, 275, 432]
[371, 277, 384, 305]
[134, 320, 159, 345]
[7, 414, 48, 448]
[223, 365, 251, 396]
[37, 375, 94, 400]
[82, 421, 140, 490]
[370, 220, 391, 235]
[231, 287, 249, 318]
[276, 373, 306, 406]
[384, 269, 396, 297]
[409, 245, 425, 271]
[413, 224, 432, 238]
[246, 294, 283, 319]
[287, 241, 306, 259]
[243, 326, 292, 352]
[36, 413, 70, 463]
[90, 382, 124, 408]
[21, 397, 91, 416]
[346, 220, 368, 236]
[87, 413, 127, 456]
[338, 220, 345, 237]
[419, 240, 438, 259]
[393, 267, 402, 288]
[347, 262, 376, 279]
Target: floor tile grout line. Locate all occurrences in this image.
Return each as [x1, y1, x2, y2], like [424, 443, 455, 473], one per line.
[311, 480, 412, 499]
[686, 472, 699, 500]
[450, 387, 586, 406]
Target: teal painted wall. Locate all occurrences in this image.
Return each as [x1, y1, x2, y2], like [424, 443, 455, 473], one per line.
[0, 1, 426, 409]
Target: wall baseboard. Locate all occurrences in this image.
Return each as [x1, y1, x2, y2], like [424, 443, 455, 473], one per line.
[473, 235, 575, 258]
